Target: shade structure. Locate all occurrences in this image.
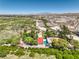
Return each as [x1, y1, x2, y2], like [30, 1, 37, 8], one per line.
[43, 39, 48, 46]
[37, 37, 43, 44]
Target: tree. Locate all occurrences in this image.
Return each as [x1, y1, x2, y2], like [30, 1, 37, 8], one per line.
[70, 40, 79, 49]
[23, 37, 36, 45]
[58, 25, 72, 41]
[45, 29, 56, 37]
[58, 31, 66, 39]
[22, 31, 30, 39]
[30, 30, 35, 39]
[61, 25, 70, 35]
[52, 39, 69, 49]
[23, 37, 33, 43]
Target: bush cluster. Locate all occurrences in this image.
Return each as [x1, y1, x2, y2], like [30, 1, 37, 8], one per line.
[0, 46, 25, 57]
[28, 48, 79, 59]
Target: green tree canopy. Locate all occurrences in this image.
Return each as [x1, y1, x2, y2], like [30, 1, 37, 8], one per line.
[52, 39, 69, 49]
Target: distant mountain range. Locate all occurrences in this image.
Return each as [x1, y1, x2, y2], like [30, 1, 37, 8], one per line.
[0, 13, 79, 17]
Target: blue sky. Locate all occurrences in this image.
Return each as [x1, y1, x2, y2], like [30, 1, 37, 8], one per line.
[0, 0, 79, 14]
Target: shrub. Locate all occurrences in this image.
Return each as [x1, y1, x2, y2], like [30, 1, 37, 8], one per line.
[52, 39, 68, 49]
[70, 40, 79, 49]
[74, 55, 79, 59]
[23, 37, 34, 45]
[56, 53, 62, 59]
[0, 46, 9, 57]
[0, 51, 7, 57]
[63, 50, 72, 55]
[29, 52, 35, 57]
[0, 39, 7, 45]
[63, 54, 74, 59]
[32, 40, 38, 45]
[14, 48, 25, 57]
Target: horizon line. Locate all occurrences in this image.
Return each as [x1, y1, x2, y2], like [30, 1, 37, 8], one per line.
[0, 12, 79, 15]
